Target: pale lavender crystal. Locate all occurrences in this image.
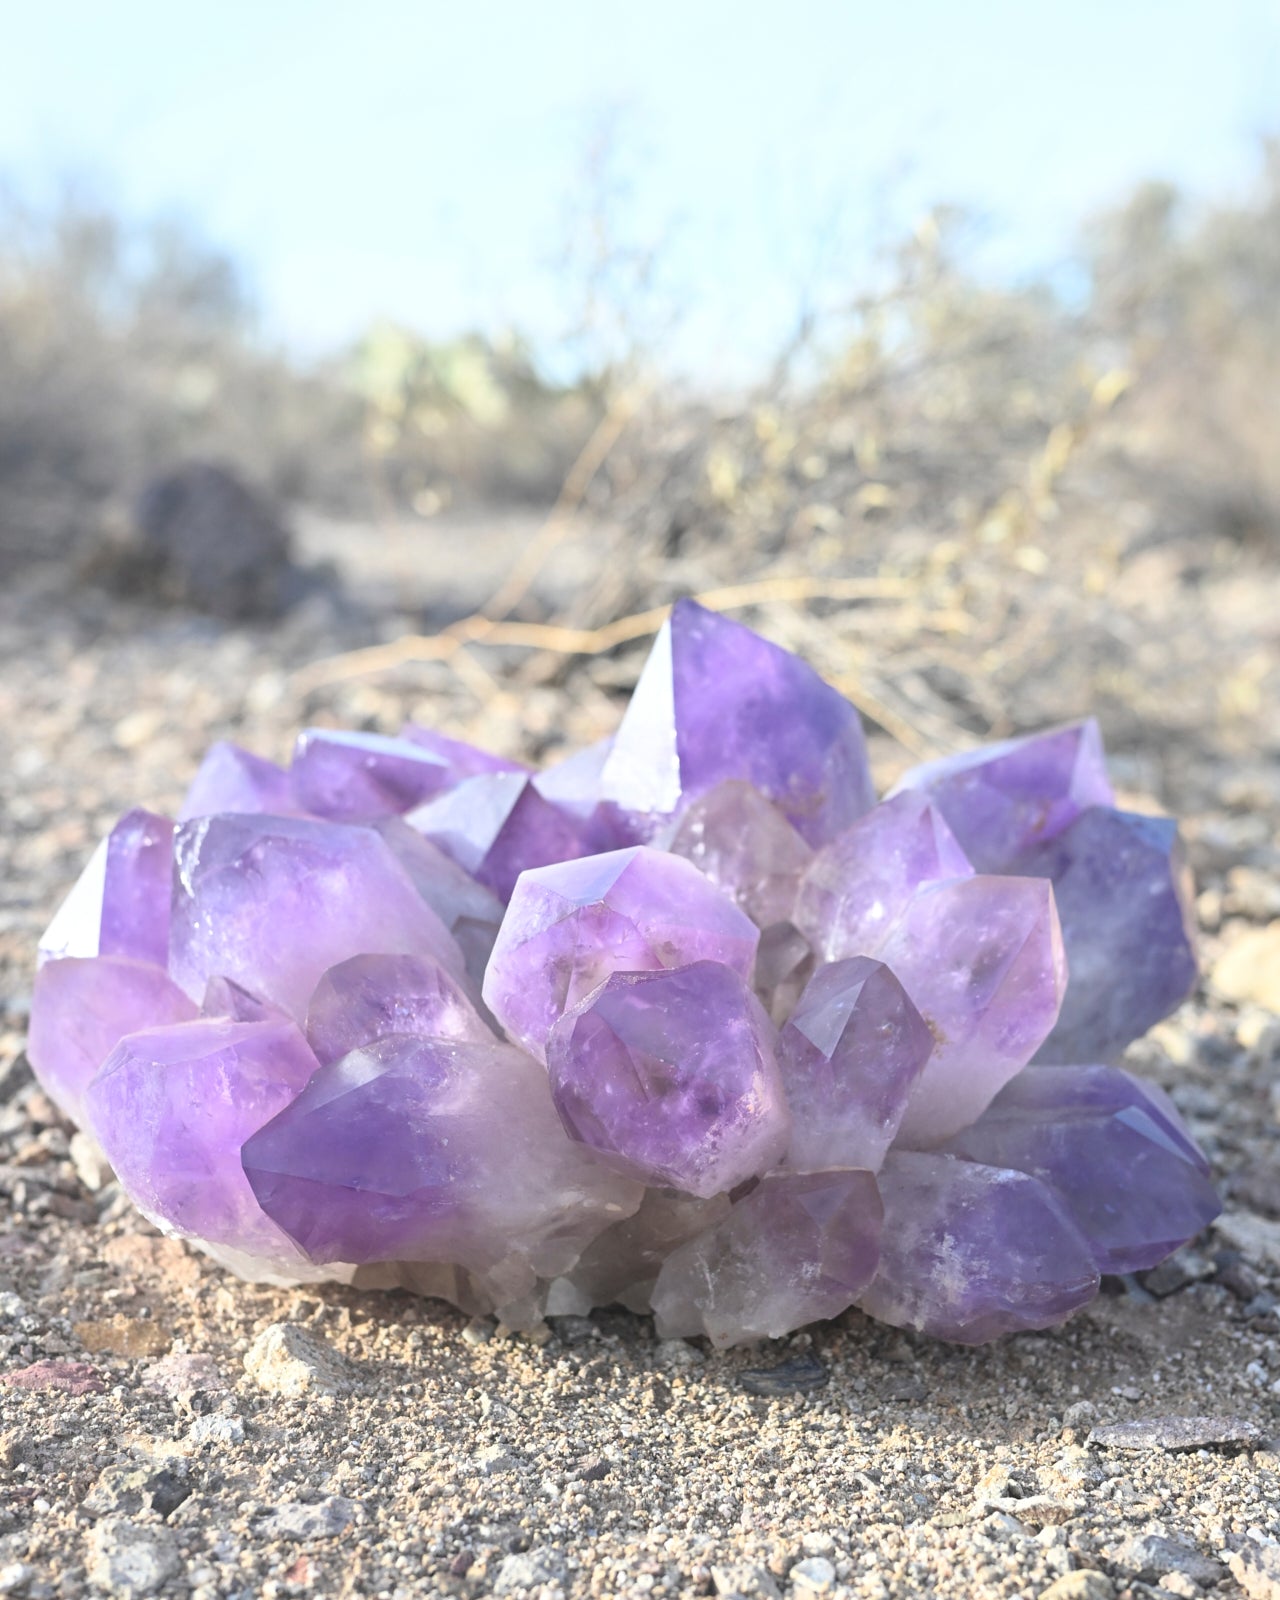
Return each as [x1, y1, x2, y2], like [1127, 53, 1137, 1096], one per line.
[27, 956, 198, 1120]
[376, 818, 505, 983]
[400, 723, 528, 780]
[890, 718, 1114, 872]
[179, 742, 299, 821]
[482, 847, 760, 1063]
[201, 976, 285, 1023]
[290, 729, 454, 822]
[661, 780, 813, 928]
[793, 790, 973, 962]
[941, 1066, 1220, 1273]
[599, 599, 875, 847]
[408, 771, 588, 900]
[753, 920, 815, 1024]
[170, 814, 467, 1018]
[242, 1035, 641, 1286]
[552, 1188, 732, 1314]
[779, 957, 933, 1173]
[878, 875, 1067, 1146]
[306, 953, 491, 1065]
[650, 1170, 883, 1346]
[857, 1151, 1101, 1343]
[85, 1016, 325, 1262]
[39, 808, 174, 968]
[546, 963, 789, 1197]
[1014, 808, 1199, 1063]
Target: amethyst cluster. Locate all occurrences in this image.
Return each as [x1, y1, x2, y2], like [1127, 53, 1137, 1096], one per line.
[28, 601, 1218, 1346]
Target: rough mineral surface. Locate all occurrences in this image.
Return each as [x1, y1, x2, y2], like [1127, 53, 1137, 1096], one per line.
[26, 601, 1218, 1346]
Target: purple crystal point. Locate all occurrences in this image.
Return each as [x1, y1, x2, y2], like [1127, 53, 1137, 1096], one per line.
[651, 1170, 883, 1346]
[941, 1065, 1220, 1273]
[400, 723, 528, 780]
[600, 600, 875, 847]
[376, 819, 505, 983]
[662, 781, 814, 928]
[857, 1151, 1101, 1342]
[1014, 808, 1198, 1063]
[170, 814, 466, 1017]
[546, 962, 789, 1197]
[179, 742, 299, 821]
[890, 719, 1114, 872]
[779, 957, 934, 1173]
[879, 875, 1067, 1146]
[408, 771, 589, 900]
[290, 728, 455, 822]
[242, 1035, 641, 1280]
[306, 953, 491, 1065]
[793, 790, 973, 962]
[28, 956, 198, 1120]
[482, 846, 760, 1062]
[85, 1016, 325, 1260]
[534, 738, 624, 854]
[39, 808, 174, 969]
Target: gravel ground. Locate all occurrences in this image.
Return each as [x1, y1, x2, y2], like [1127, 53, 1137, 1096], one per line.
[1, 516, 1278, 1600]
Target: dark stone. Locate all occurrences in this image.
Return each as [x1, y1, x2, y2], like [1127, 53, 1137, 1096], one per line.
[738, 1353, 828, 1397]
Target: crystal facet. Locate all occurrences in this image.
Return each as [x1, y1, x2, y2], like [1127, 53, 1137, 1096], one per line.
[179, 742, 299, 821]
[408, 771, 589, 900]
[290, 729, 455, 822]
[39, 808, 174, 968]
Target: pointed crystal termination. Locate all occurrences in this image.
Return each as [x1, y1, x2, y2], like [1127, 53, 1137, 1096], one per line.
[85, 1016, 326, 1262]
[661, 780, 814, 928]
[375, 819, 505, 985]
[533, 738, 623, 854]
[1015, 807, 1199, 1064]
[482, 847, 760, 1063]
[889, 719, 1115, 873]
[169, 814, 467, 1018]
[940, 1065, 1220, 1273]
[651, 1170, 883, 1346]
[879, 875, 1067, 1146]
[793, 791, 973, 962]
[179, 741, 299, 821]
[306, 952, 491, 1065]
[39, 808, 175, 969]
[546, 962, 790, 1197]
[408, 771, 590, 901]
[779, 957, 934, 1174]
[28, 956, 198, 1121]
[600, 599, 875, 847]
[242, 1035, 642, 1282]
[857, 1150, 1101, 1343]
[289, 729, 455, 822]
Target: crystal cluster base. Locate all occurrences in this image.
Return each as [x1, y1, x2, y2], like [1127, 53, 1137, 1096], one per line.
[29, 599, 1215, 1346]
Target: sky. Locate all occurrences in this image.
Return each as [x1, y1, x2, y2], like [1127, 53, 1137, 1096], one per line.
[2, 0, 1278, 380]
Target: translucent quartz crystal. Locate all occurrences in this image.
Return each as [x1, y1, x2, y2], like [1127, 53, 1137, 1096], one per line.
[25, 602, 1218, 1347]
[650, 1170, 883, 1346]
[942, 1066, 1220, 1272]
[779, 957, 934, 1173]
[305, 953, 492, 1065]
[1014, 808, 1199, 1063]
[793, 790, 972, 962]
[877, 876, 1067, 1146]
[482, 847, 759, 1063]
[546, 962, 789, 1197]
[87, 1016, 327, 1261]
[39, 808, 174, 968]
[408, 771, 588, 900]
[858, 1151, 1101, 1342]
[290, 729, 454, 822]
[241, 1035, 641, 1287]
[170, 814, 467, 1017]
[889, 719, 1114, 872]
[179, 741, 298, 821]
[600, 599, 875, 847]
[661, 780, 813, 928]
[28, 956, 197, 1120]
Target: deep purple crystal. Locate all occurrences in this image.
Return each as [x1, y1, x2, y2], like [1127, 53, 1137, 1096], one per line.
[600, 599, 875, 846]
[290, 729, 456, 822]
[546, 962, 789, 1197]
[408, 771, 589, 900]
[39, 808, 174, 969]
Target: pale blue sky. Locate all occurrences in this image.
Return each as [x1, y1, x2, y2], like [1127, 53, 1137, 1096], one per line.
[2, 1, 1277, 378]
